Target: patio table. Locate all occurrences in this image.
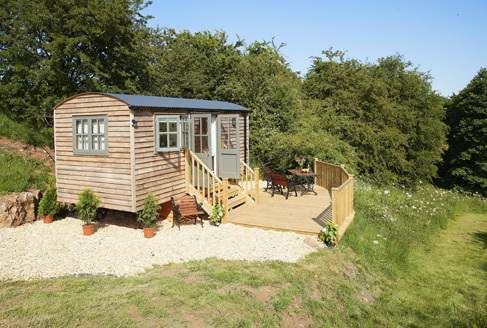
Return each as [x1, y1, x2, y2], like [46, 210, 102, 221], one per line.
[287, 169, 319, 195]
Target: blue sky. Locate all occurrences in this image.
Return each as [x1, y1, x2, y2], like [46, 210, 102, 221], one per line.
[143, 0, 486, 97]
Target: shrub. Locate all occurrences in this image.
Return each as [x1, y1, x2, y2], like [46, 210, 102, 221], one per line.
[209, 204, 226, 225]
[75, 189, 100, 225]
[38, 184, 60, 216]
[318, 222, 338, 244]
[137, 191, 161, 228]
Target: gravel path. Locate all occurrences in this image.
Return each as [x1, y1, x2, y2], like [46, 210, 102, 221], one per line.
[0, 217, 321, 281]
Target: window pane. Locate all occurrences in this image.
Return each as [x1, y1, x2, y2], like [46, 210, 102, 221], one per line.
[221, 133, 228, 149]
[229, 134, 236, 149]
[201, 118, 208, 135]
[83, 120, 88, 134]
[83, 136, 89, 150]
[100, 136, 106, 150]
[194, 118, 201, 135]
[99, 119, 105, 134]
[77, 136, 83, 149]
[169, 122, 178, 132]
[220, 118, 228, 133]
[229, 118, 237, 135]
[202, 136, 208, 153]
[93, 136, 99, 150]
[160, 134, 168, 148]
[160, 121, 167, 133]
[195, 136, 201, 153]
[92, 120, 98, 134]
[169, 133, 177, 148]
[76, 121, 82, 134]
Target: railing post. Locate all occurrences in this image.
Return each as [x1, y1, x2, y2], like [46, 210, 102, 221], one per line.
[332, 187, 338, 225]
[222, 178, 229, 224]
[349, 175, 354, 217]
[185, 149, 190, 194]
[314, 158, 318, 187]
[254, 168, 260, 204]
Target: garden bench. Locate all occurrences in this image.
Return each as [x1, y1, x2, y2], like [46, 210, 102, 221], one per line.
[269, 173, 297, 199]
[171, 195, 206, 230]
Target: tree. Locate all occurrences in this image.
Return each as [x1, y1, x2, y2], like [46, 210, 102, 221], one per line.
[304, 49, 447, 185]
[440, 68, 487, 195]
[0, 0, 152, 142]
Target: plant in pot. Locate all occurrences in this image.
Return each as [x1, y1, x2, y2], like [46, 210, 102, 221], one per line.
[38, 184, 60, 224]
[75, 188, 100, 236]
[318, 222, 339, 247]
[137, 191, 161, 238]
[209, 204, 226, 226]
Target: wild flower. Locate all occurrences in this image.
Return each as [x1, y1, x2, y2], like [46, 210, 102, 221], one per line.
[373, 240, 379, 244]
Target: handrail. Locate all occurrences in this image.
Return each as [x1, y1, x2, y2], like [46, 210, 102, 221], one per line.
[314, 158, 354, 239]
[239, 160, 260, 204]
[185, 149, 227, 221]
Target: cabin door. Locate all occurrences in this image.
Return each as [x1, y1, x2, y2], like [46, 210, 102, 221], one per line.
[217, 115, 240, 179]
[190, 114, 212, 170]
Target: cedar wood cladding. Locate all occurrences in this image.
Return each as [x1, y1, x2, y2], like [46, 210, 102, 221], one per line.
[54, 93, 249, 213]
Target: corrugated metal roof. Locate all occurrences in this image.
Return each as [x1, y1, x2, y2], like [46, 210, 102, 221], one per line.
[104, 93, 249, 112]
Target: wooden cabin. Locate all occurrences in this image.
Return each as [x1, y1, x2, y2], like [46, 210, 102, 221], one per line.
[53, 93, 254, 215]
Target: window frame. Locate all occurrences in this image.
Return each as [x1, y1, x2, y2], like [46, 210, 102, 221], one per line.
[154, 115, 189, 153]
[72, 115, 108, 156]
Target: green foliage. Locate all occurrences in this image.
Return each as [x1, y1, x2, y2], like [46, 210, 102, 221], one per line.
[0, 150, 51, 194]
[440, 68, 487, 195]
[318, 222, 338, 244]
[209, 204, 226, 225]
[137, 191, 161, 228]
[0, 0, 152, 137]
[75, 189, 100, 225]
[0, 113, 53, 148]
[304, 49, 447, 186]
[38, 184, 60, 216]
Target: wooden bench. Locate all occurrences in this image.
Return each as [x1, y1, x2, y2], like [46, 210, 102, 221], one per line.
[269, 173, 297, 199]
[171, 195, 206, 230]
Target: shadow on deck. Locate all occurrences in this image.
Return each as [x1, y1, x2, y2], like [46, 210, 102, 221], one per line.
[228, 185, 332, 235]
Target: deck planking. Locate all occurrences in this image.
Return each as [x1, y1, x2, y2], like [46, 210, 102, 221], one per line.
[228, 185, 332, 235]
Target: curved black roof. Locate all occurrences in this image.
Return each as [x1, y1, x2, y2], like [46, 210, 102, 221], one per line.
[104, 93, 249, 112]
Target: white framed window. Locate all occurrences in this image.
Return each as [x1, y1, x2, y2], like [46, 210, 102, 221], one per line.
[155, 115, 189, 152]
[72, 115, 108, 156]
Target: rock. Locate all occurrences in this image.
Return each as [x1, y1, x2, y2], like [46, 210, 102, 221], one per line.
[0, 191, 41, 228]
[304, 236, 320, 248]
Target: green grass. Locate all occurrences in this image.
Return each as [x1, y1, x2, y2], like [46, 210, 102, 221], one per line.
[0, 181, 486, 327]
[0, 150, 52, 194]
[0, 112, 53, 148]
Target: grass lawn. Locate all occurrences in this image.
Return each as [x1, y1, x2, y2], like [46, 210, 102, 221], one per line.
[0, 211, 485, 327]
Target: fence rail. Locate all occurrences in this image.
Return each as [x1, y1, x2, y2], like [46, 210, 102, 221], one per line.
[314, 159, 354, 241]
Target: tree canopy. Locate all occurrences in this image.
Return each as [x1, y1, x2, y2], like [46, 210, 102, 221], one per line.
[440, 68, 487, 195]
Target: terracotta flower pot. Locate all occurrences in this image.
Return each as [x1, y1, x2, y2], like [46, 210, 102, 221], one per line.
[143, 226, 155, 238]
[83, 224, 95, 236]
[43, 215, 54, 224]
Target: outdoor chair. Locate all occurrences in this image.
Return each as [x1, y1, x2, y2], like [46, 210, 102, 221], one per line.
[263, 167, 274, 191]
[269, 173, 297, 199]
[171, 195, 206, 230]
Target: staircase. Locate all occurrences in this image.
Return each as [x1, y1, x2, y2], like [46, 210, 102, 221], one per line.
[185, 149, 259, 222]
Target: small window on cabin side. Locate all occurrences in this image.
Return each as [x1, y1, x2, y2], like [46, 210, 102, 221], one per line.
[155, 115, 189, 152]
[72, 115, 108, 156]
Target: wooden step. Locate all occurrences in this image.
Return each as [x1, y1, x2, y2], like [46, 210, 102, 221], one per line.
[227, 193, 247, 209]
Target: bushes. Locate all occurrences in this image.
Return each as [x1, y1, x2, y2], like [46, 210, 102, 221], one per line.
[0, 150, 51, 194]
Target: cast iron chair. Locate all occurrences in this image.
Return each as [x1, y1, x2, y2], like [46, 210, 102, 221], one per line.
[171, 195, 205, 230]
[269, 173, 297, 199]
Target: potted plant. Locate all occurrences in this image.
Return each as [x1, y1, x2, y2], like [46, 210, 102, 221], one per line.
[137, 191, 161, 238]
[38, 184, 60, 224]
[318, 222, 339, 246]
[75, 188, 100, 236]
[209, 204, 226, 226]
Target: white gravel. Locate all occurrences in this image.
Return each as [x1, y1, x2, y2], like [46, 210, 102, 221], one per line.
[0, 217, 320, 281]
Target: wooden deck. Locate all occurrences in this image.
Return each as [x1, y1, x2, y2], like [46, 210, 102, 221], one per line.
[228, 185, 332, 235]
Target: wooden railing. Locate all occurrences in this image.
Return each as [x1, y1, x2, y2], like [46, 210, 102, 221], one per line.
[185, 149, 229, 223]
[314, 159, 354, 240]
[239, 160, 260, 204]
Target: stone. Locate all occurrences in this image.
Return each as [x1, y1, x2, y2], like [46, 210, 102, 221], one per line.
[304, 236, 320, 248]
[0, 191, 41, 228]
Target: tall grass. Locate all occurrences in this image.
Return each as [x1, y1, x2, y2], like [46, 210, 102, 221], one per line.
[0, 150, 52, 194]
[343, 179, 487, 277]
